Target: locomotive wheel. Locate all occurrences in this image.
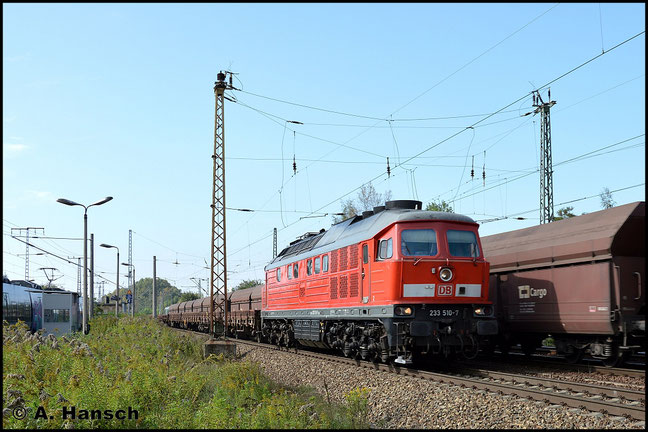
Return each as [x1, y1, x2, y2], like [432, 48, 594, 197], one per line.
[462, 335, 480, 360]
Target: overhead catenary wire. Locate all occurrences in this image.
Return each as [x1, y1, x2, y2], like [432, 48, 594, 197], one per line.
[226, 30, 645, 261]
[235, 128, 643, 262]
[231, 97, 386, 158]
[237, 4, 559, 126]
[9, 235, 118, 289]
[390, 30, 646, 175]
[448, 137, 645, 204]
[477, 182, 645, 223]
[226, 6, 569, 212]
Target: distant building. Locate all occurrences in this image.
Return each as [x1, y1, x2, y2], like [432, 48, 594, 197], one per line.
[40, 290, 81, 336]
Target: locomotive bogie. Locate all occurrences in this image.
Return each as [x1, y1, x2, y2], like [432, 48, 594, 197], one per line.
[260, 302, 496, 363]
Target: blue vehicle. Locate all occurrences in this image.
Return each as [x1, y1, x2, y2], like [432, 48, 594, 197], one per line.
[2, 276, 43, 332]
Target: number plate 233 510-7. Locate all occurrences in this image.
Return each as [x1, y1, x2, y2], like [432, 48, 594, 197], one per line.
[429, 309, 459, 317]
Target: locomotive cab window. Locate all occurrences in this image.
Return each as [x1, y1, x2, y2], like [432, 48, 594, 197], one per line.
[287, 265, 293, 279]
[322, 255, 329, 272]
[401, 229, 438, 256]
[362, 244, 369, 264]
[307, 259, 313, 276]
[378, 238, 393, 260]
[293, 263, 299, 279]
[276, 268, 281, 282]
[314, 257, 321, 274]
[447, 230, 480, 257]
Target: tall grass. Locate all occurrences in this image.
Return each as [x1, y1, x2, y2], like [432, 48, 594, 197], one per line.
[3, 316, 370, 429]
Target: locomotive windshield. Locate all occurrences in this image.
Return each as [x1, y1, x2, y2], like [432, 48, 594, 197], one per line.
[401, 229, 438, 256]
[447, 229, 480, 257]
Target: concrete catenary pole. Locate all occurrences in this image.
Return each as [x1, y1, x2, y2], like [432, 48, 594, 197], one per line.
[83, 211, 88, 332]
[152, 256, 157, 318]
[132, 265, 135, 317]
[90, 233, 94, 319]
[115, 250, 120, 317]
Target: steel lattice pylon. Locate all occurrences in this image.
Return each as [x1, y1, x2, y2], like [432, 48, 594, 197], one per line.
[11, 227, 44, 281]
[273, 228, 277, 259]
[533, 90, 556, 224]
[128, 229, 133, 293]
[209, 72, 231, 338]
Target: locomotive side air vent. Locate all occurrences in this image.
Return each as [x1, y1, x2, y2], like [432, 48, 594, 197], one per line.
[373, 205, 385, 214]
[362, 210, 374, 219]
[385, 200, 423, 210]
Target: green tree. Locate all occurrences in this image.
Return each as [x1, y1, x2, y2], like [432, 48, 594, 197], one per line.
[232, 279, 263, 291]
[101, 277, 182, 315]
[425, 199, 454, 213]
[178, 291, 201, 302]
[333, 182, 392, 223]
[600, 187, 616, 209]
[552, 206, 576, 221]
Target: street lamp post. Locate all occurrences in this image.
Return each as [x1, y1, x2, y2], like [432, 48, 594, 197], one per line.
[57, 196, 113, 334]
[121, 262, 135, 317]
[100, 244, 120, 317]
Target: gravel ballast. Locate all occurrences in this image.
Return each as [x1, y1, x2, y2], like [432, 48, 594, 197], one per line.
[237, 344, 645, 429]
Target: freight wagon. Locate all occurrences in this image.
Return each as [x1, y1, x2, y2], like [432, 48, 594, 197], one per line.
[481, 201, 645, 366]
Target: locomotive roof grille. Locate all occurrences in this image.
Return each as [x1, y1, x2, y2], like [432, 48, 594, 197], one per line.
[266, 201, 476, 270]
[277, 232, 325, 258]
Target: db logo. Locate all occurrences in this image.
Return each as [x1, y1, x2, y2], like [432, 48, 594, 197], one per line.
[438, 285, 453, 296]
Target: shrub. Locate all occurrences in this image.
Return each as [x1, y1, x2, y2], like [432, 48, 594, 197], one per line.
[3, 316, 369, 429]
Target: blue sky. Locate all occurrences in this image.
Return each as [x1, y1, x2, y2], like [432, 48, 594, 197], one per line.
[3, 3, 645, 299]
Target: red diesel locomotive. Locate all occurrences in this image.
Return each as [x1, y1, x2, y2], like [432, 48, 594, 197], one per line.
[261, 200, 498, 363]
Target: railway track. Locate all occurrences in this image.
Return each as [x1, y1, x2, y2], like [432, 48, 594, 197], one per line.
[171, 327, 645, 421]
[463, 354, 646, 380]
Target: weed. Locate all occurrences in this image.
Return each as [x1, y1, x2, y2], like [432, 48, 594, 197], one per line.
[3, 316, 369, 429]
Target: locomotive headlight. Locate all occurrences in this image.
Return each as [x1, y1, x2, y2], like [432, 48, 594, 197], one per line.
[474, 305, 493, 316]
[395, 306, 413, 316]
[439, 267, 453, 282]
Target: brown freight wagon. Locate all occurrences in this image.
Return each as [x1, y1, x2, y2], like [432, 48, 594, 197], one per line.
[228, 285, 262, 339]
[481, 201, 645, 366]
[160, 286, 263, 337]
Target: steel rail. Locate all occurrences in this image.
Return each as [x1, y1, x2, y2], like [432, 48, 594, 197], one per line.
[450, 366, 644, 401]
[474, 352, 646, 379]
[169, 328, 645, 421]
[239, 338, 646, 421]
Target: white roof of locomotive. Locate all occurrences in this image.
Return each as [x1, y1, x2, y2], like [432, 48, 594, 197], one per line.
[265, 207, 476, 271]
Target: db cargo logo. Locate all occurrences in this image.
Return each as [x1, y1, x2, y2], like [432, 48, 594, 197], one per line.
[437, 285, 453, 296]
[518, 285, 547, 299]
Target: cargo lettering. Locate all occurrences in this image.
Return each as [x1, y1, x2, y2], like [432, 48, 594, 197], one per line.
[530, 288, 547, 299]
[518, 285, 547, 299]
